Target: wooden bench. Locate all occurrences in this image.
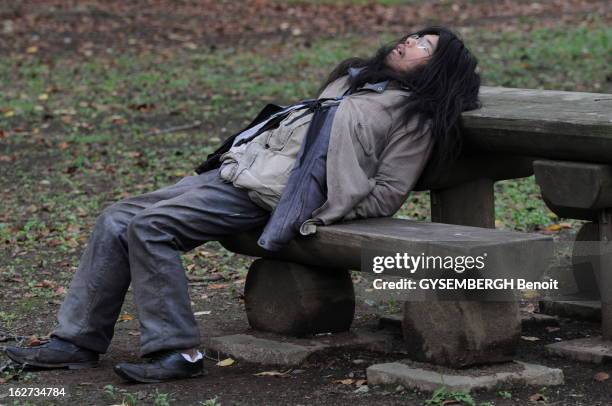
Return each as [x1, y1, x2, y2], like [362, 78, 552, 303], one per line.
[219, 86, 612, 367]
[221, 219, 551, 367]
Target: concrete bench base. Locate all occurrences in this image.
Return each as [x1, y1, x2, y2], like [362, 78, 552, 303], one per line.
[203, 329, 395, 366]
[367, 360, 564, 392]
[539, 298, 601, 321]
[547, 336, 612, 364]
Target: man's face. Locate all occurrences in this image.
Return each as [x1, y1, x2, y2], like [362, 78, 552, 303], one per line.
[385, 34, 439, 74]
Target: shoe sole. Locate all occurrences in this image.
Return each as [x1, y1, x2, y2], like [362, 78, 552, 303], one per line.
[113, 366, 206, 384]
[5, 350, 99, 370]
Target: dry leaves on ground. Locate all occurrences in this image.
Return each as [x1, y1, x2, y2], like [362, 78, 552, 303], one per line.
[216, 358, 235, 367]
[254, 370, 291, 377]
[594, 371, 610, 381]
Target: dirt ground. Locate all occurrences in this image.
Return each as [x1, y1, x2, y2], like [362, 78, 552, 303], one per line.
[2, 265, 612, 405]
[2, 231, 612, 405]
[1, 0, 611, 58]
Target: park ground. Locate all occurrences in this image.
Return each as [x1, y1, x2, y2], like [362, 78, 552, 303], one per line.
[1, 0, 612, 404]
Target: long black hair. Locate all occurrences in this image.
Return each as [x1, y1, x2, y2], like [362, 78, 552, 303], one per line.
[318, 26, 481, 178]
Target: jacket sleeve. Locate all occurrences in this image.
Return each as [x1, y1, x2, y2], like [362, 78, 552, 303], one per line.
[342, 120, 434, 221]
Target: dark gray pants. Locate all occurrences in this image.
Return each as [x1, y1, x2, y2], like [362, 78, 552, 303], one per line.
[52, 169, 270, 356]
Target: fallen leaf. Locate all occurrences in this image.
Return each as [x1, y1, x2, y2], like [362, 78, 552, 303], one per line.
[128, 331, 140, 336]
[254, 370, 290, 377]
[333, 378, 354, 385]
[528, 393, 547, 402]
[216, 358, 235, 367]
[65, 238, 79, 248]
[543, 224, 561, 232]
[521, 336, 540, 342]
[26, 46, 38, 54]
[208, 283, 229, 289]
[109, 115, 127, 125]
[194, 310, 211, 316]
[36, 279, 57, 289]
[594, 371, 610, 381]
[206, 273, 225, 282]
[38, 93, 49, 101]
[128, 103, 156, 112]
[355, 379, 367, 386]
[545, 326, 560, 333]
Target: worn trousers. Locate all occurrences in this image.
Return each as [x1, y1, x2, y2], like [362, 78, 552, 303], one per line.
[52, 169, 270, 356]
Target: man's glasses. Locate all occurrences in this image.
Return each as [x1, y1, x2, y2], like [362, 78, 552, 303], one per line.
[402, 34, 433, 56]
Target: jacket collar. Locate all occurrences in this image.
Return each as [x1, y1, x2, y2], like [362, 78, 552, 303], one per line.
[347, 67, 389, 94]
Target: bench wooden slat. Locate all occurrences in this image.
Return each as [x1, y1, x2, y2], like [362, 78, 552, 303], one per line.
[463, 86, 612, 164]
[220, 218, 552, 279]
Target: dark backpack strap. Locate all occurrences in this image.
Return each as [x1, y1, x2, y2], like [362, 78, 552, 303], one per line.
[194, 97, 341, 174]
[194, 103, 284, 174]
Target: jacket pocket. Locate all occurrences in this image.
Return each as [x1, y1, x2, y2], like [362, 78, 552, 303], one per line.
[218, 161, 238, 182]
[266, 112, 311, 151]
[354, 122, 375, 156]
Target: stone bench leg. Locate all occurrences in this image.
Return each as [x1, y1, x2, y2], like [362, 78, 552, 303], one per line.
[399, 178, 521, 368]
[430, 178, 495, 228]
[244, 258, 355, 337]
[402, 300, 521, 367]
[599, 209, 612, 340]
[572, 222, 601, 297]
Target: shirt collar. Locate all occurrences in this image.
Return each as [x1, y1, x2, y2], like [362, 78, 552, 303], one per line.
[347, 67, 389, 94]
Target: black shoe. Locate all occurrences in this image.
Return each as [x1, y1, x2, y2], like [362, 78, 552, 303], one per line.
[114, 350, 205, 383]
[4, 337, 99, 369]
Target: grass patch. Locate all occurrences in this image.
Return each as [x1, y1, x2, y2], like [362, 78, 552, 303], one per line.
[472, 22, 612, 92]
[1, 20, 609, 283]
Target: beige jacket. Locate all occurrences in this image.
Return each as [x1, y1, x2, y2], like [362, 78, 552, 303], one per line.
[220, 73, 435, 233]
[301, 75, 435, 234]
[219, 106, 316, 210]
